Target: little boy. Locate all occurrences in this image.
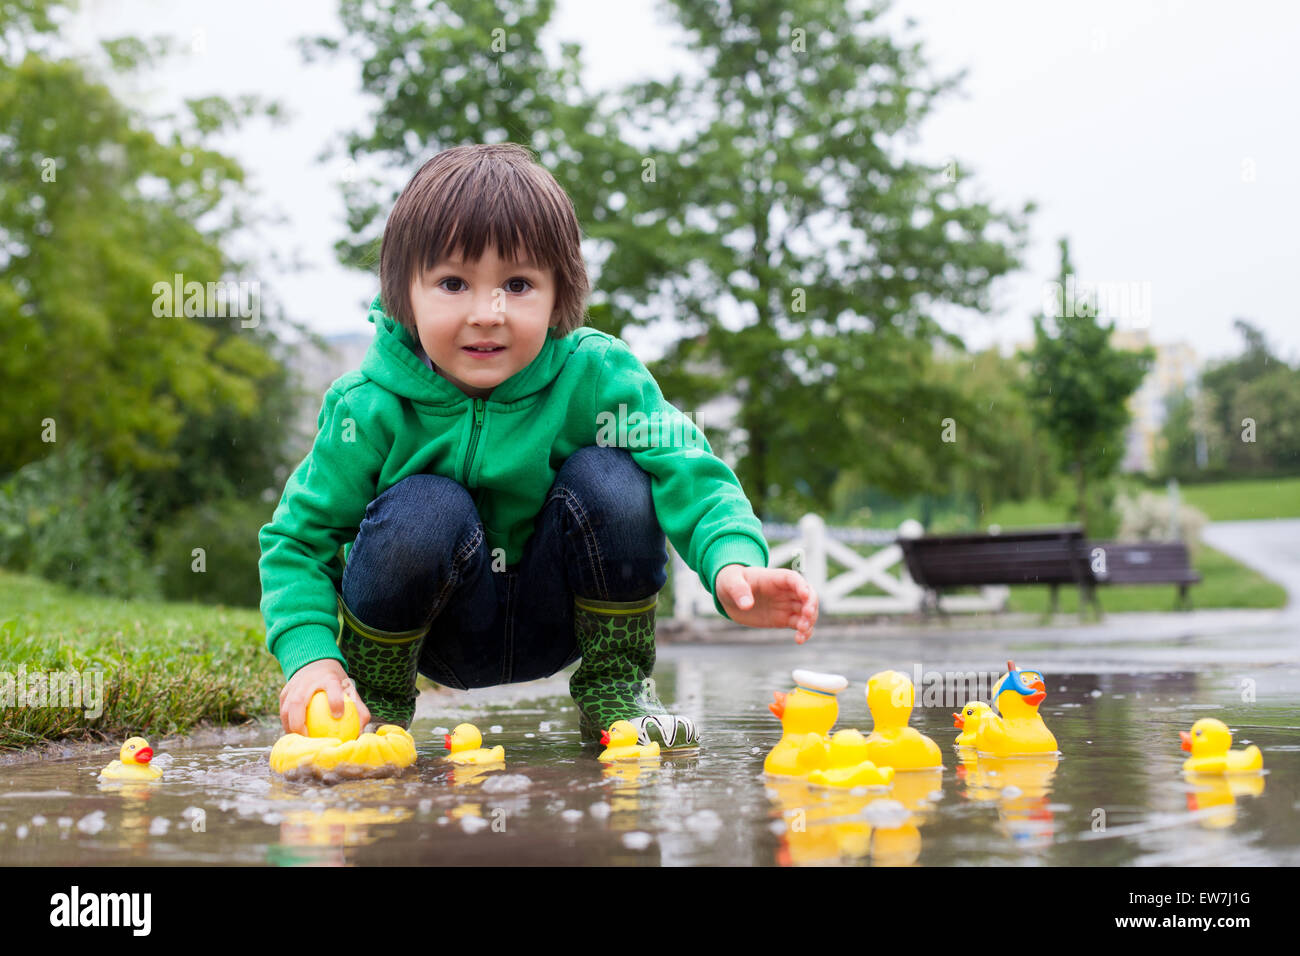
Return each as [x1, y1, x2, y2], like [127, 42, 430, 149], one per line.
[259, 142, 818, 750]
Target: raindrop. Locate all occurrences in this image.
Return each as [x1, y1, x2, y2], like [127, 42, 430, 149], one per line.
[861, 800, 909, 828]
[76, 810, 107, 835]
[481, 774, 530, 793]
[621, 831, 653, 850]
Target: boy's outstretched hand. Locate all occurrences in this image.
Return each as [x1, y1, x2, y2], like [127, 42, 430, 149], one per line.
[279, 658, 372, 735]
[714, 564, 819, 643]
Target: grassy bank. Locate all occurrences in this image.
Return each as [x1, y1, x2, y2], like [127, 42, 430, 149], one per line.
[976, 476, 1300, 528]
[1174, 476, 1300, 521]
[1003, 541, 1287, 614]
[0, 570, 279, 752]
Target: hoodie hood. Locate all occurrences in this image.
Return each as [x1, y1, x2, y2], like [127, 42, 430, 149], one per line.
[360, 294, 587, 405]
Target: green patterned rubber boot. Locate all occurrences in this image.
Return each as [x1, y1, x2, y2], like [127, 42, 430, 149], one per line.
[569, 593, 699, 751]
[336, 592, 430, 729]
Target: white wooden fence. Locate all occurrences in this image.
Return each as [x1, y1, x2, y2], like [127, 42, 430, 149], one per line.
[670, 513, 1009, 620]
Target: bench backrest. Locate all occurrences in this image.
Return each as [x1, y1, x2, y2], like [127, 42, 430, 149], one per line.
[1086, 541, 1200, 584]
[899, 526, 1088, 588]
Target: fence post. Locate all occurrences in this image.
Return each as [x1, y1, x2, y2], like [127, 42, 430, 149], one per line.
[798, 513, 827, 595]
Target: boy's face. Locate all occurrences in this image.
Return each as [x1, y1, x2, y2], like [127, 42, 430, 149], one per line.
[409, 245, 557, 399]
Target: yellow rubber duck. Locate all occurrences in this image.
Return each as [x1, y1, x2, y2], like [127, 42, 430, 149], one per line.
[806, 730, 895, 788]
[269, 692, 417, 778]
[764, 669, 847, 777]
[1180, 718, 1263, 774]
[862, 670, 942, 770]
[443, 723, 505, 765]
[974, 661, 1058, 756]
[952, 701, 993, 748]
[100, 737, 163, 782]
[598, 719, 661, 761]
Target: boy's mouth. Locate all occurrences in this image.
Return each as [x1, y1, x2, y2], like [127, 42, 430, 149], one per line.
[462, 345, 506, 355]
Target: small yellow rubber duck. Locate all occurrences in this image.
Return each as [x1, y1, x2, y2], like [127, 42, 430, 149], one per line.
[806, 730, 894, 788]
[1180, 718, 1263, 774]
[974, 662, 1058, 756]
[598, 719, 661, 761]
[444, 723, 505, 765]
[953, 701, 994, 748]
[100, 737, 163, 782]
[862, 670, 943, 770]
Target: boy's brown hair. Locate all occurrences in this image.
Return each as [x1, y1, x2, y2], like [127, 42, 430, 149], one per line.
[380, 142, 590, 339]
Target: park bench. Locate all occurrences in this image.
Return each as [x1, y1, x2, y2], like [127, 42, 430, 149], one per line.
[1084, 541, 1202, 610]
[898, 525, 1096, 619]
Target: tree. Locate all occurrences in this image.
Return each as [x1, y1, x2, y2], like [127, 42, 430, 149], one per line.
[1194, 320, 1300, 479]
[928, 347, 1059, 515]
[0, 1, 305, 542]
[1017, 238, 1153, 533]
[306, 0, 1032, 516]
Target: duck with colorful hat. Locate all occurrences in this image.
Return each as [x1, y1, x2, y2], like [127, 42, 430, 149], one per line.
[974, 662, 1058, 756]
[764, 669, 847, 777]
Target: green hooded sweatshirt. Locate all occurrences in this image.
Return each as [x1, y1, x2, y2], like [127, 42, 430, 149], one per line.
[259, 295, 770, 681]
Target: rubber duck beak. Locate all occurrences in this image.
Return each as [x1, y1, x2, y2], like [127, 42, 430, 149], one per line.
[769, 691, 786, 719]
[136, 747, 153, 764]
[1025, 680, 1046, 706]
[600, 730, 610, 746]
[1180, 731, 1192, 752]
[444, 734, 453, 750]
[953, 712, 965, 729]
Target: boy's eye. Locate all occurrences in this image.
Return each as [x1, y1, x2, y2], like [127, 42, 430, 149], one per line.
[437, 277, 531, 293]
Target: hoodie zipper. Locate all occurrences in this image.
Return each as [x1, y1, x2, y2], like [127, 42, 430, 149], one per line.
[462, 397, 485, 484]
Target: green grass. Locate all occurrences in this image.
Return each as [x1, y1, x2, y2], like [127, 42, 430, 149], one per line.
[977, 476, 1300, 528]
[0, 570, 279, 752]
[1002, 542, 1287, 615]
[1175, 476, 1300, 521]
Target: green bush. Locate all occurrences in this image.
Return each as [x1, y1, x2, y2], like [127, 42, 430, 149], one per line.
[0, 442, 161, 599]
[154, 495, 276, 608]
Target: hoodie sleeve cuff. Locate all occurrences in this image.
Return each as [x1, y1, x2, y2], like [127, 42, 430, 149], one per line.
[702, 534, 769, 621]
[272, 624, 347, 682]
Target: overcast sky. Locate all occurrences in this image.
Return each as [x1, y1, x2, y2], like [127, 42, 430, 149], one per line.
[69, 0, 1300, 366]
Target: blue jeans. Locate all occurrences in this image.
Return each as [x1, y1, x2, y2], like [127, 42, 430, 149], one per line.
[339, 445, 669, 690]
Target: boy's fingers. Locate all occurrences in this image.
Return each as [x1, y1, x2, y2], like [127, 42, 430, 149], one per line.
[326, 680, 344, 718]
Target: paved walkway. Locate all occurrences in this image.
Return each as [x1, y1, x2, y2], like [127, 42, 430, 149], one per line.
[1201, 518, 1300, 619]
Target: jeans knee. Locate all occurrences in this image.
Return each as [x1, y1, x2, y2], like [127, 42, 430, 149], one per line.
[557, 446, 659, 542]
[555, 446, 667, 594]
[351, 474, 481, 580]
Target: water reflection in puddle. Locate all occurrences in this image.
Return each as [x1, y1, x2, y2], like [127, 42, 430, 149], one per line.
[2, 640, 1296, 866]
